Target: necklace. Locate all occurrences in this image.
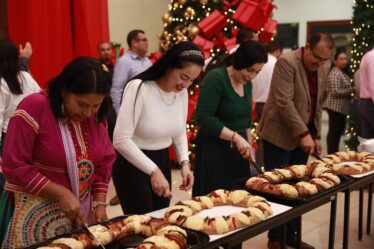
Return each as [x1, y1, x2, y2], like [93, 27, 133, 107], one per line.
[157, 85, 176, 105]
[67, 119, 94, 200]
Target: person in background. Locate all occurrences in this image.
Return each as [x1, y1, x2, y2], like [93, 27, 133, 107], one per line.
[323, 48, 355, 153]
[97, 41, 114, 77]
[252, 40, 283, 120]
[0, 38, 40, 245]
[2, 57, 115, 248]
[193, 40, 267, 196]
[110, 30, 152, 205]
[19, 41, 33, 71]
[204, 28, 258, 72]
[111, 29, 152, 114]
[358, 47, 374, 139]
[251, 40, 283, 174]
[113, 41, 202, 214]
[258, 32, 334, 249]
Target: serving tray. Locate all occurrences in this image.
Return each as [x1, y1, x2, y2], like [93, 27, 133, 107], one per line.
[24, 216, 209, 249]
[232, 175, 353, 206]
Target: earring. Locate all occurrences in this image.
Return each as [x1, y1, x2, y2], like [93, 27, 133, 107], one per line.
[61, 103, 66, 115]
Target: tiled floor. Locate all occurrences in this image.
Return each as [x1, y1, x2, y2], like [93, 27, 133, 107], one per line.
[106, 112, 374, 248]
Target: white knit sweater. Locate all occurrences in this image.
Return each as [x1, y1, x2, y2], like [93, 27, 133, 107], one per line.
[113, 79, 189, 175]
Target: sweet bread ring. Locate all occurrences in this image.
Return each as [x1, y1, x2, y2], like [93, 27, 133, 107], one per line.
[164, 189, 272, 235]
[39, 215, 188, 249]
[246, 165, 341, 198]
[309, 151, 374, 175]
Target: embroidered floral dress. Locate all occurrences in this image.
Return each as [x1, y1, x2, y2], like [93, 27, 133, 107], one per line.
[1, 92, 115, 248]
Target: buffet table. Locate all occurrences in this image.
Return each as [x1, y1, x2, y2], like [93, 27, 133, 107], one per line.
[342, 171, 374, 249]
[147, 180, 350, 249]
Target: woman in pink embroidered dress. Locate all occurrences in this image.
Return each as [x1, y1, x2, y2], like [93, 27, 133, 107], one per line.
[1, 57, 115, 248]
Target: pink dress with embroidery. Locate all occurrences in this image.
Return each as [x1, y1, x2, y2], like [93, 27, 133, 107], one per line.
[1, 92, 115, 248]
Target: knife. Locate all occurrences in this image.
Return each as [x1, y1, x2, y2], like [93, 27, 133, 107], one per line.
[311, 151, 323, 161]
[248, 146, 263, 174]
[83, 225, 106, 249]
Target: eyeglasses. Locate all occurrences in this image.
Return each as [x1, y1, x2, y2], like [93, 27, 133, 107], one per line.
[311, 49, 330, 62]
[137, 38, 149, 42]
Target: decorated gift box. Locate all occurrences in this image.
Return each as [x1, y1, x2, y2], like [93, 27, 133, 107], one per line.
[193, 35, 215, 58]
[232, 0, 275, 31]
[197, 10, 227, 39]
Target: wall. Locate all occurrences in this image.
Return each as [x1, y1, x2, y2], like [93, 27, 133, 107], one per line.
[273, 0, 353, 46]
[108, 0, 169, 53]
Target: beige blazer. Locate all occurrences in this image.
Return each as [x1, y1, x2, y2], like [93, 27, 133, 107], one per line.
[258, 48, 328, 150]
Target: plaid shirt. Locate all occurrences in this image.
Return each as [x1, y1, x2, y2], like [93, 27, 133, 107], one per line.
[323, 66, 354, 114]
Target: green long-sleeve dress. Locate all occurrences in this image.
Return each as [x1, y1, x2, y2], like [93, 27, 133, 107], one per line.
[192, 67, 253, 196]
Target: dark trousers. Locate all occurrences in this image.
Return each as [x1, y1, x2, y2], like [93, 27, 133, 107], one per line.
[263, 139, 309, 241]
[326, 109, 347, 154]
[359, 99, 374, 139]
[255, 103, 266, 170]
[112, 148, 171, 214]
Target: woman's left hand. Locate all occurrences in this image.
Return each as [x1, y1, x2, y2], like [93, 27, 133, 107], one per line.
[180, 163, 194, 191]
[92, 205, 108, 224]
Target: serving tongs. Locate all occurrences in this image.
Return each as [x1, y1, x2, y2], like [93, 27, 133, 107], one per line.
[83, 225, 106, 249]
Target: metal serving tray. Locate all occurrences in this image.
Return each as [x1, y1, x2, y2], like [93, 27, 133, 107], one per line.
[24, 216, 209, 249]
[232, 175, 353, 206]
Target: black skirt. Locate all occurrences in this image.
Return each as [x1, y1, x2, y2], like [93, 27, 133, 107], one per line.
[192, 131, 251, 196]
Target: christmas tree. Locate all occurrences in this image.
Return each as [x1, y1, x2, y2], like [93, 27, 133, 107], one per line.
[345, 0, 374, 150]
[156, 0, 277, 164]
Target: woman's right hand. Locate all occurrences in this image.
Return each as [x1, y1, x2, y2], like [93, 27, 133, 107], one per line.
[233, 134, 251, 159]
[56, 188, 86, 226]
[150, 168, 171, 198]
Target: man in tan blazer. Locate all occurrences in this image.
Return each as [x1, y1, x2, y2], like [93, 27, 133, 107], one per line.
[258, 32, 334, 249]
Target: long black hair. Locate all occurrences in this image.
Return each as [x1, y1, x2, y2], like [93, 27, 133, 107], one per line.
[133, 41, 204, 82]
[48, 57, 112, 122]
[0, 39, 23, 94]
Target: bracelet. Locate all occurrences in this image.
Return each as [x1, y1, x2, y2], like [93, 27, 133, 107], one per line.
[92, 201, 108, 208]
[180, 160, 190, 167]
[230, 131, 237, 148]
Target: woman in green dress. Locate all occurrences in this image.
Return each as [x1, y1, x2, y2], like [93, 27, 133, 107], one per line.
[193, 40, 268, 196]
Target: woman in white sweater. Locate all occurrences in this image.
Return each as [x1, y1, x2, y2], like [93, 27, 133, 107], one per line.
[0, 39, 40, 157]
[113, 41, 204, 214]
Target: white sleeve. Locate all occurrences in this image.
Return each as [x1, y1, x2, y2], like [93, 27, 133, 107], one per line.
[0, 85, 8, 143]
[113, 80, 158, 175]
[368, 60, 374, 102]
[172, 90, 189, 163]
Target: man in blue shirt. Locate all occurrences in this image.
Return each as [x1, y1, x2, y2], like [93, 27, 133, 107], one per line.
[111, 29, 152, 113]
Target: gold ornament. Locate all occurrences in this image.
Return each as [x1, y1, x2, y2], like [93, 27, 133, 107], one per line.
[199, 0, 208, 4]
[162, 13, 172, 24]
[178, 0, 187, 5]
[187, 25, 199, 37]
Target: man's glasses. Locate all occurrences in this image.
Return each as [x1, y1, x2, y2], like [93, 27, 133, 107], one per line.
[137, 38, 149, 42]
[311, 49, 330, 62]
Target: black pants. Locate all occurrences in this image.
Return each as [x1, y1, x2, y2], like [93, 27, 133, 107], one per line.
[326, 109, 347, 154]
[359, 99, 374, 139]
[112, 148, 171, 214]
[263, 139, 309, 241]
